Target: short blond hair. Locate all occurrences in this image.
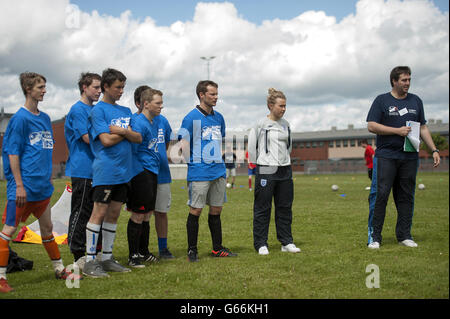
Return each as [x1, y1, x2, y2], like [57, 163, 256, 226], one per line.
[140, 88, 163, 106]
[267, 88, 286, 107]
[20, 72, 46, 96]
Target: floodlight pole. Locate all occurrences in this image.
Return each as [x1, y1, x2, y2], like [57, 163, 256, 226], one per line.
[200, 56, 216, 80]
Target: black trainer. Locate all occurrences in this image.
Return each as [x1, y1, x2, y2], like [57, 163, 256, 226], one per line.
[187, 248, 199, 262]
[139, 252, 159, 263]
[128, 254, 145, 268]
[211, 246, 238, 257]
[159, 248, 175, 259]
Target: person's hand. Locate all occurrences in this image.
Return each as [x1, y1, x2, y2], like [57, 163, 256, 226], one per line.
[432, 152, 441, 167]
[397, 126, 411, 137]
[109, 125, 125, 136]
[16, 185, 27, 208]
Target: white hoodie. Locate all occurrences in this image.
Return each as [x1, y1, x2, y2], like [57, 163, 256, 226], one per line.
[248, 116, 292, 167]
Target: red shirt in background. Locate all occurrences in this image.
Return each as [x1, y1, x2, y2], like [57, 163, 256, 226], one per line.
[365, 145, 375, 169]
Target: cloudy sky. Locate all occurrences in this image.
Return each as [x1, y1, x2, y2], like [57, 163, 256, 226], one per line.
[0, 0, 448, 132]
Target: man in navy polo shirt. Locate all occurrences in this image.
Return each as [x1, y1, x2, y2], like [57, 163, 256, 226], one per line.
[179, 80, 237, 262]
[366, 66, 441, 249]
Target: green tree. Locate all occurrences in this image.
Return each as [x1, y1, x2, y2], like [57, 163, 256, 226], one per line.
[420, 133, 449, 155]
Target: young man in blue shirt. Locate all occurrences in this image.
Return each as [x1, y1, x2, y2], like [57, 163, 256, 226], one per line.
[126, 88, 162, 267]
[65, 72, 102, 268]
[1, 72, 81, 293]
[179, 80, 237, 262]
[83, 68, 142, 277]
[366, 66, 440, 249]
[131, 86, 175, 261]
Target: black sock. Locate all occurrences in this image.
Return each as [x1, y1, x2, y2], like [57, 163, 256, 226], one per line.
[208, 214, 222, 251]
[127, 219, 143, 258]
[186, 213, 199, 251]
[73, 251, 85, 262]
[139, 221, 150, 256]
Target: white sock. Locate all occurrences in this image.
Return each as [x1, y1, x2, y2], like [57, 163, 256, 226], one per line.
[102, 222, 117, 261]
[0, 267, 6, 280]
[86, 222, 101, 262]
[51, 259, 65, 272]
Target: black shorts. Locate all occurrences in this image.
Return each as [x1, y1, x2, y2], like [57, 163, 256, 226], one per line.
[126, 169, 158, 214]
[92, 183, 129, 204]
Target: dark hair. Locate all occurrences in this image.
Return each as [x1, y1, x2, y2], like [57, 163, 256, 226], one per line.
[134, 85, 151, 106]
[390, 66, 411, 87]
[360, 139, 368, 145]
[20, 72, 46, 96]
[78, 72, 101, 95]
[101, 68, 126, 93]
[196, 80, 218, 99]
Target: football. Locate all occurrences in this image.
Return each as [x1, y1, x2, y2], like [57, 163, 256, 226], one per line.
[226, 183, 232, 188]
[418, 183, 425, 190]
[331, 184, 339, 191]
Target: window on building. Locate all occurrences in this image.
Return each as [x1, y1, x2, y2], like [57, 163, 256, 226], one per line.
[335, 140, 341, 147]
[350, 139, 356, 147]
[329, 141, 334, 148]
[300, 143, 304, 148]
[343, 140, 348, 147]
[312, 142, 317, 148]
[319, 141, 324, 147]
[306, 142, 311, 148]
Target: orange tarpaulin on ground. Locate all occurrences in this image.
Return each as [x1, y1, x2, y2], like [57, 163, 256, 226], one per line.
[13, 184, 72, 245]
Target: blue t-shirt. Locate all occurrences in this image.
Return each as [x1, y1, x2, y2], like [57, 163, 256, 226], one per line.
[64, 100, 95, 179]
[179, 106, 226, 181]
[2, 107, 54, 201]
[154, 115, 172, 184]
[131, 113, 160, 175]
[88, 101, 134, 187]
[366, 92, 426, 160]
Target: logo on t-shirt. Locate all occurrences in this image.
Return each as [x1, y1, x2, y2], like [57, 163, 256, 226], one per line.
[158, 128, 165, 143]
[110, 117, 130, 128]
[29, 131, 53, 149]
[202, 125, 222, 140]
[388, 106, 399, 116]
[148, 138, 159, 153]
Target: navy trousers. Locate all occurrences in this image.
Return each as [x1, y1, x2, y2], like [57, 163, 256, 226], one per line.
[253, 165, 294, 250]
[367, 157, 419, 245]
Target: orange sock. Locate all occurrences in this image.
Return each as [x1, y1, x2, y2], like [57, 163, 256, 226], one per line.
[0, 232, 11, 267]
[42, 235, 61, 261]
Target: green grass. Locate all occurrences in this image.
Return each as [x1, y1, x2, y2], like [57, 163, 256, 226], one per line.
[0, 172, 448, 299]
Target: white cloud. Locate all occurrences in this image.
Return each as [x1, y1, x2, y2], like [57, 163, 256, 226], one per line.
[0, 0, 448, 132]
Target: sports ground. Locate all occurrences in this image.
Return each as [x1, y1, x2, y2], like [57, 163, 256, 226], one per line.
[0, 172, 448, 299]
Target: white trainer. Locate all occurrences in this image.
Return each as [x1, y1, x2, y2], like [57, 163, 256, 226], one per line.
[281, 243, 301, 253]
[368, 241, 380, 249]
[258, 246, 269, 255]
[399, 239, 418, 247]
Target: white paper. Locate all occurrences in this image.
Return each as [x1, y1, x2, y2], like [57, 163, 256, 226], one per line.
[404, 121, 420, 152]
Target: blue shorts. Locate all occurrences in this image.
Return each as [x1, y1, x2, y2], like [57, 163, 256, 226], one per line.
[248, 168, 256, 176]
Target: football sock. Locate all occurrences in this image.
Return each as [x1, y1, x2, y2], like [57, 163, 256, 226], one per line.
[208, 214, 223, 251]
[101, 222, 117, 261]
[0, 233, 11, 279]
[158, 237, 167, 252]
[139, 221, 150, 256]
[249, 177, 252, 189]
[42, 235, 64, 272]
[186, 213, 199, 250]
[86, 222, 101, 262]
[127, 219, 142, 258]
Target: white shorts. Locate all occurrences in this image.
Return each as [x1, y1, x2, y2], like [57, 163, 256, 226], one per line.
[155, 183, 171, 213]
[187, 177, 227, 208]
[226, 168, 236, 177]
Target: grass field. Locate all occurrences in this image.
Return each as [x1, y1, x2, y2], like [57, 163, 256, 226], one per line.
[0, 172, 448, 300]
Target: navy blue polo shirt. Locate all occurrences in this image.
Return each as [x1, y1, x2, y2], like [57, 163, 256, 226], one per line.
[366, 92, 426, 160]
